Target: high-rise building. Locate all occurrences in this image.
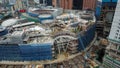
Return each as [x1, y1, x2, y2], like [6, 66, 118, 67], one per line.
[72, 0, 83, 10]
[102, 0, 120, 68]
[61, 0, 73, 9]
[52, 0, 73, 9]
[83, 0, 96, 10]
[52, 0, 56, 7]
[96, 0, 118, 37]
[52, 0, 96, 10]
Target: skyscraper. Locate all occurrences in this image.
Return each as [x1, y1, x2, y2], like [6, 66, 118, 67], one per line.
[102, 0, 120, 67]
[52, 0, 73, 9]
[52, 0, 96, 10]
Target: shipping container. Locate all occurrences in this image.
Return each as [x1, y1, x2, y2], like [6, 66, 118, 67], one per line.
[83, 0, 97, 10]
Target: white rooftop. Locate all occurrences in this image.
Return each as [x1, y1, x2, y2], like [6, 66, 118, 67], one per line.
[1, 19, 18, 27]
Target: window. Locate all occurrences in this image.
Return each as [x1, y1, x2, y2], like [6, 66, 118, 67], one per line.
[116, 30, 119, 32]
[115, 36, 118, 39]
[116, 33, 118, 35]
[118, 26, 120, 29]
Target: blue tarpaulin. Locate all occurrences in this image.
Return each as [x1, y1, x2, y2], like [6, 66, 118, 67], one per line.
[78, 24, 96, 51]
[0, 43, 52, 61]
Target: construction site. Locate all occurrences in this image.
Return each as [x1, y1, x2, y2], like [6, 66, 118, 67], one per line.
[0, 0, 119, 68]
